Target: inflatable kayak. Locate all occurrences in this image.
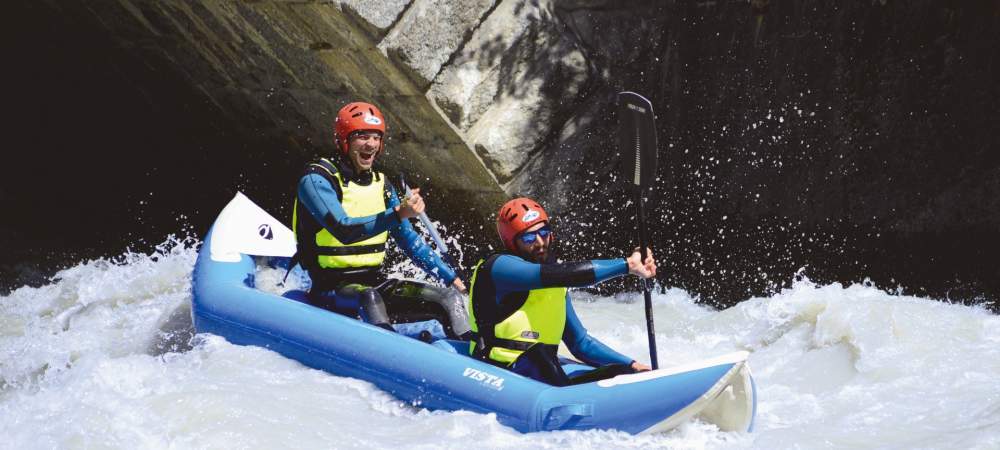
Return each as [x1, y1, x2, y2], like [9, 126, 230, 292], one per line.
[192, 193, 757, 434]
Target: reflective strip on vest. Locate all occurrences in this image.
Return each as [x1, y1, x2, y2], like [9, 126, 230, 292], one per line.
[467, 258, 568, 365]
[292, 165, 388, 269]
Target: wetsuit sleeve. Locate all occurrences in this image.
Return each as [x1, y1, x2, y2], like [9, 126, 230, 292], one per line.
[562, 293, 634, 367]
[386, 183, 458, 285]
[490, 255, 628, 293]
[297, 173, 402, 245]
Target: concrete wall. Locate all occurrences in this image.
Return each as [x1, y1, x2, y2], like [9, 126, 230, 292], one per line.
[4, 0, 506, 291]
[5, 0, 999, 305]
[385, 0, 1000, 304]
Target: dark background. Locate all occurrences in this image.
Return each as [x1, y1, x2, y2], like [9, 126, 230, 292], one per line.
[3, 1, 302, 290]
[541, 0, 999, 308]
[3, 1, 998, 311]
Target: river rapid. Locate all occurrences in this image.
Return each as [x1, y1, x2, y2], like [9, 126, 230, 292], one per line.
[2, 237, 998, 449]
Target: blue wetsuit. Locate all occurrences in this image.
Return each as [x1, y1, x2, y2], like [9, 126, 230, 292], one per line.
[472, 254, 635, 376]
[297, 168, 457, 286]
[294, 159, 466, 336]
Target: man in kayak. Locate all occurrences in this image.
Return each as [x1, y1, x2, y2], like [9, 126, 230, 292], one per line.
[466, 197, 656, 386]
[292, 101, 470, 339]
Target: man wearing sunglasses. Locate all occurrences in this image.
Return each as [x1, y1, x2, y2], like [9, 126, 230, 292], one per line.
[465, 197, 656, 386]
[291, 101, 470, 339]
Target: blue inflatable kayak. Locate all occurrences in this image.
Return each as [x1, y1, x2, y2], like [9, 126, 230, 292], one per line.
[192, 193, 757, 434]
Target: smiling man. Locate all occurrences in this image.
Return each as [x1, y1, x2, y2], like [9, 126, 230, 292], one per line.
[291, 102, 470, 338]
[466, 197, 657, 386]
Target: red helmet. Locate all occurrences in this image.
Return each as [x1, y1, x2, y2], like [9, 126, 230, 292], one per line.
[496, 197, 549, 252]
[334, 102, 386, 156]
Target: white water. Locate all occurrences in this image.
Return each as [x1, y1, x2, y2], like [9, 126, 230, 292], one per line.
[2, 238, 999, 449]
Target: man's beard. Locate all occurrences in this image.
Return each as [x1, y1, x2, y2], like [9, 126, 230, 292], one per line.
[524, 243, 556, 264]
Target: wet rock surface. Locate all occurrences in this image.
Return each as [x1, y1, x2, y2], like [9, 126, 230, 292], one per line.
[3, 0, 504, 293]
[5, 0, 998, 308]
[525, 0, 1000, 306]
[339, 0, 411, 36]
[428, 0, 590, 183]
[392, 0, 999, 306]
[379, 0, 498, 88]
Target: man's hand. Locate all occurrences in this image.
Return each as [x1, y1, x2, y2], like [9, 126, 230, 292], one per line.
[626, 247, 657, 278]
[631, 361, 652, 372]
[396, 187, 425, 219]
[451, 277, 467, 294]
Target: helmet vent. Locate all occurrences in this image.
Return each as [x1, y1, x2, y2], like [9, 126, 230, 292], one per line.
[348, 105, 359, 112]
[351, 112, 363, 118]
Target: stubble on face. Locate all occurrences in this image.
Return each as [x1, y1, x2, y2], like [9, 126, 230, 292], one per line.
[514, 223, 551, 263]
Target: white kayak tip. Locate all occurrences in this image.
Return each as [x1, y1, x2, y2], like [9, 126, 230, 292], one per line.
[209, 192, 296, 262]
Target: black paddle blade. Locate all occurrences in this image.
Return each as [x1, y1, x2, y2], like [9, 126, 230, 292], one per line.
[617, 91, 658, 191]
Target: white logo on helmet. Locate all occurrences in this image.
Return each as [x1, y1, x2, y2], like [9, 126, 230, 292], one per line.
[364, 114, 382, 126]
[522, 210, 540, 222]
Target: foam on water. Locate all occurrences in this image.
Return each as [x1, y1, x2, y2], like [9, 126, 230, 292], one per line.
[2, 238, 998, 449]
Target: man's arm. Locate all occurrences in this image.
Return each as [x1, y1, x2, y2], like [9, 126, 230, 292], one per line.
[562, 294, 634, 367]
[489, 255, 629, 293]
[297, 173, 401, 244]
[386, 183, 458, 285]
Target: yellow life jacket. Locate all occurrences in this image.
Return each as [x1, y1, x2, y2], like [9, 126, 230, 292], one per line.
[467, 255, 568, 365]
[292, 158, 388, 271]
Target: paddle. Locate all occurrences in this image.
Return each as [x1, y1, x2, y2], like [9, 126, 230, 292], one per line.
[618, 91, 660, 369]
[400, 174, 465, 282]
[400, 175, 450, 252]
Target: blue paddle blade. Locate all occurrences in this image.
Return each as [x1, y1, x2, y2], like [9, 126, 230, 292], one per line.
[618, 91, 659, 191]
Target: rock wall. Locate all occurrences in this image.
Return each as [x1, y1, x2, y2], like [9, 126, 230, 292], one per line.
[378, 0, 1000, 305]
[5, 0, 999, 306]
[3, 0, 506, 291]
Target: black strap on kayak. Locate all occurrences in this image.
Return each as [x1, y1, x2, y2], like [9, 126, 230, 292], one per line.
[567, 363, 635, 385]
[281, 252, 301, 285]
[468, 332, 536, 353]
[308, 267, 383, 294]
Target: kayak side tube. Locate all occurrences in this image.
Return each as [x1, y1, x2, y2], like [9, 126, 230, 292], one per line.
[193, 225, 756, 434]
[533, 352, 754, 433]
[195, 227, 546, 432]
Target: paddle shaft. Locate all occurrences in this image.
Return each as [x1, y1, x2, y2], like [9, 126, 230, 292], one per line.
[635, 190, 659, 370]
[400, 175, 466, 283]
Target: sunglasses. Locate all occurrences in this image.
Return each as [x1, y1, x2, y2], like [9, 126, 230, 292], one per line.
[518, 226, 552, 245]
